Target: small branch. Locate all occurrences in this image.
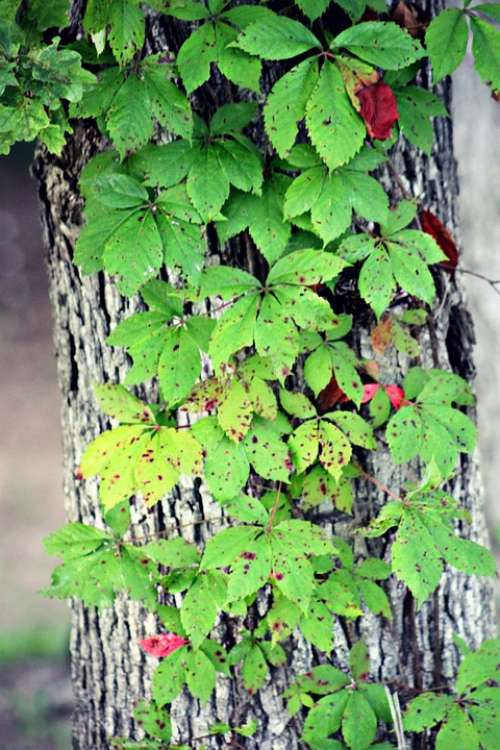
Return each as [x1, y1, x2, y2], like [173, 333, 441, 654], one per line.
[456, 266, 500, 297]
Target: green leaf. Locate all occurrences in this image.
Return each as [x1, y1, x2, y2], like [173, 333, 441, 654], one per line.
[27, 0, 70, 30]
[133, 700, 171, 742]
[306, 62, 366, 170]
[108, 0, 145, 65]
[388, 241, 436, 305]
[152, 649, 186, 705]
[221, 494, 269, 525]
[349, 640, 370, 680]
[280, 389, 317, 419]
[330, 341, 364, 407]
[217, 176, 292, 264]
[295, 0, 331, 21]
[425, 8, 468, 83]
[158, 327, 201, 406]
[333, 21, 425, 70]
[392, 510, 443, 606]
[187, 144, 230, 221]
[358, 245, 395, 319]
[320, 419, 352, 480]
[242, 644, 269, 691]
[235, 15, 320, 60]
[268, 248, 345, 285]
[44, 522, 109, 560]
[342, 691, 377, 750]
[208, 295, 260, 370]
[94, 384, 155, 423]
[144, 538, 199, 568]
[394, 86, 447, 154]
[328, 411, 376, 449]
[289, 420, 320, 473]
[201, 526, 261, 570]
[429, 524, 496, 579]
[243, 418, 291, 482]
[264, 58, 319, 156]
[300, 599, 334, 652]
[210, 102, 257, 135]
[142, 61, 193, 140]
[474, 4, 500, 23]
[471, 17, 500, 90]
[468, 687, 500, 749]
[176, 22, 216, 93]
[218, 379, 253, 442]
[387, 400, 476, 476]
[456, 638, 500, 693]
[404, 693, 454, 732]
[303, 691, 350, 748]
[304, 345, 332, 397]
[201, 265, 259, 299]
[436, 705, 480, 750]
[106, 74, 153, 159]
[181, 572, 226, 649]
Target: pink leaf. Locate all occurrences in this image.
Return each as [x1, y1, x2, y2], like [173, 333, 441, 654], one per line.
[385, 385, 406, 410]
[139, 633, 188, 658]
[362, 384, 381, 404]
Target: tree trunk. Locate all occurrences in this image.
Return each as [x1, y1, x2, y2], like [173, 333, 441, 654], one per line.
[32, 1, 496, 748]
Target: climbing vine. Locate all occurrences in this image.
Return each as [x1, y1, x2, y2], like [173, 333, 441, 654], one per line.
[1, 0, 500, 747]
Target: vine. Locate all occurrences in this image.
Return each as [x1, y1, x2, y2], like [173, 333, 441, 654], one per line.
[1, 0, 500, 748]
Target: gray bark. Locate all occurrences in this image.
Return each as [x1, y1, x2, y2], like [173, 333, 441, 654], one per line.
[32, 1, 495, 748]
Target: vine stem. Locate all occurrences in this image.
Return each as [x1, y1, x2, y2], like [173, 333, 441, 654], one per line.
[360, 469, 402, 502]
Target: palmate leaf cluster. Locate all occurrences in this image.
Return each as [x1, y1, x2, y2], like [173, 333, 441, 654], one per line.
[2, 0, 499, 747]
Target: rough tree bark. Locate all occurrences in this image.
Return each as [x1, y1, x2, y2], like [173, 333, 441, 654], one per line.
[32, 1, 496, 748]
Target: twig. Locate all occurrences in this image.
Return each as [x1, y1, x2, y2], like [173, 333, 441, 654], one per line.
[456, 266, 500, 297]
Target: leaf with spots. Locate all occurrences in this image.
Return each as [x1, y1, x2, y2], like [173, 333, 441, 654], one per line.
[284, 145, 388, 244]
[217, 379, 253, 443]
[180, 571, 227, 649]
[216, 175, 293, 265]
[339, 208, 445, 318]
[263, 58, 320, 157]
[80, 389, 202, 509]
[387, 369, 476, 476]
[206, 250, 345, 374]
[43, 527, 157, 609]
[332, 21, 425, 70]
[235, 13, 320, 60]
[305, 61, 366, 171]
[366, 492, 496, 606]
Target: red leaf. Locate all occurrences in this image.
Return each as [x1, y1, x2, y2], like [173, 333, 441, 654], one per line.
[420, 210, 458, 272]
[140, 633, 188, 658]
[361, 383, 380, 404]
[318, 377, 349, 411]
[357, 82, 399, 140]
[385, 385, 406, 410]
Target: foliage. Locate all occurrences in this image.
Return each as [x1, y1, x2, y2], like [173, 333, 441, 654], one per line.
[404, 638, 500, 750]
[1, 0, 499, 746]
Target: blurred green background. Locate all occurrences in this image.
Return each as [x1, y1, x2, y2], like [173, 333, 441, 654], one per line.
[0, 58, 499, 750]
